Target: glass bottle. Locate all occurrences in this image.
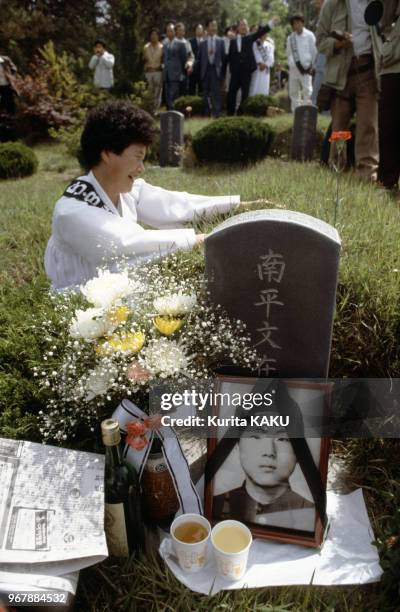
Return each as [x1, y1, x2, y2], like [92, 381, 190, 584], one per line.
[101, 418, 144, 557]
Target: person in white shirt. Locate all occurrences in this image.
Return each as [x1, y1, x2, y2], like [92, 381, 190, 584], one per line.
[249, 33, 275, 96]
[88, 39, 115, 90]
[45, 101, 240, 290]
[286, 14, 317, 111]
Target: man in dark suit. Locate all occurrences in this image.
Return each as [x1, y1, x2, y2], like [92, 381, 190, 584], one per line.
[227, 18, 272, 115]
[0, 53, 18, 114]
[162, 22, 188, 110]
[199, 19, 226, 118]
[189, 24, 205, 96]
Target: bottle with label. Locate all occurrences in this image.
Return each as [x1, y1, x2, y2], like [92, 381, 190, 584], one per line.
[101, 418, 145, 557]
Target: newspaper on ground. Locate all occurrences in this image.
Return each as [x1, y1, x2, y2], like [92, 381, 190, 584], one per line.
[0, 437, 108, 595]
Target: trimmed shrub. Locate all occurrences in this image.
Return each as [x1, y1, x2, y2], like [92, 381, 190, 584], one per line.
[192, 116, 273, 164]
[270, 90, 291, 112]
[173, 95, 205, 116]
[0, 142, 38, 179]
[240, 94, 274, 116]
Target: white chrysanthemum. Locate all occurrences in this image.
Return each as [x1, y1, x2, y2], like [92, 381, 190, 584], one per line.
[153, 293, 197, 316]
[140, 338, 190, 377]
[81, 270, 135, 309]
[69, 308, 115, 339]
[84, 364, 118, 401]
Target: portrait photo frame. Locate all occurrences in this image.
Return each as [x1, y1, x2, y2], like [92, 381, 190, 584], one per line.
[204, 375, 331, 548]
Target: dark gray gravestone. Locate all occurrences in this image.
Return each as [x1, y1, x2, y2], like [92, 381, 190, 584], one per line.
[205, 210, 341, 377]
[291, 105, 318, 162]
[160, 111, 184, 167]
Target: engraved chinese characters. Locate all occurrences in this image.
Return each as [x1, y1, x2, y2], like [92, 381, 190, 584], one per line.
[160, 111, 184, 167]
[291, 105, 318, 162]
[205, 210, 341, 377]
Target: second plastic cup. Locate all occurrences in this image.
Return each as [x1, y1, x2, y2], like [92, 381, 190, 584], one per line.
[211, 519, 252, 580]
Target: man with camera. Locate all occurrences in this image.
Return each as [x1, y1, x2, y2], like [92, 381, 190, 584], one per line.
[316, 0, 380, 181]
[88, 40, 115, 91]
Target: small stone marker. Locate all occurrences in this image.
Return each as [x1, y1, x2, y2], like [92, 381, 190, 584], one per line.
[205, 209, 341, 377]
[160, 111, 184, 167]
[291, 104, 318, 162]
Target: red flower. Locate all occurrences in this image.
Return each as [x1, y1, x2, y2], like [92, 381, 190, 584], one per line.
[127, 435, 148, 451]
[126, 420, 146, 437]
[329, 130, 352, 143]
[387, 535, 398, 548]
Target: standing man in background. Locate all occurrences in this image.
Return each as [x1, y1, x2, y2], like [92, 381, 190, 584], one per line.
[143, 29, 163, 113]
[311, 0, 327, 106]
[189, 24, 205, 96]
[199, 19, 226, 118]
[316, 0, 380, 181]
[377, 0, 400, 191]
[88, 40, 115, 91]
[286, 14, 317, 110]
[162, 23, 188, 110]
[222, 25, 236, 99]
[0, 52, 18, 114]
[227, 19, 272, 115]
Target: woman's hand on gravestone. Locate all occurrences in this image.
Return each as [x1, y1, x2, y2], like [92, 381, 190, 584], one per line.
[194, 234, 206, 248]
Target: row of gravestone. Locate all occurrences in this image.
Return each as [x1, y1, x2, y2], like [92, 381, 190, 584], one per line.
[160, 106, 318, 167]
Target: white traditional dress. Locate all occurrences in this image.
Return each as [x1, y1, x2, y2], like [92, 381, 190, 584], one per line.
[44, 172, 240, 290]
[249, 39, 275, 96]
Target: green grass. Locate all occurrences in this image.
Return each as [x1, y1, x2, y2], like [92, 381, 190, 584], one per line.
[1, 131, 400, 611]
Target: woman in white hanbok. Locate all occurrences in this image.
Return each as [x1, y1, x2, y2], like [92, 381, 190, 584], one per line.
[45, 101, 240, 291]
[249, 34, 275, 97]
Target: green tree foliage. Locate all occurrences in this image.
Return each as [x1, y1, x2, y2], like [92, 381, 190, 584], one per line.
[220, 0, 264, 27]
[137, 0, 223, 39]
[0, 0, 99, 72]
[287, 0, 319, 28]
[263, 0, 290, 65]
[104, 0, 142, 91]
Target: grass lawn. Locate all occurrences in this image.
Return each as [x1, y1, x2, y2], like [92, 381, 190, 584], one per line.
[0, 119, 399, 611]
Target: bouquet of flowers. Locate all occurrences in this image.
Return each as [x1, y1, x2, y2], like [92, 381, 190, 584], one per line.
[33, 254, 258, 442]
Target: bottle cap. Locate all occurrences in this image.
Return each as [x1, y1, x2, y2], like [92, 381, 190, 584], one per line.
[101, 419, 121, 446]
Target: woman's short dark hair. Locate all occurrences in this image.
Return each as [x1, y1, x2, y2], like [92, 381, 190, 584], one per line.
[149, 28, 159, 39]
[79, 101, 157, 170]
[94, 39, 106, 47]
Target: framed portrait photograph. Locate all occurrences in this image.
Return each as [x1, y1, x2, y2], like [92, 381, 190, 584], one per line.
[204, 375, 331, 548]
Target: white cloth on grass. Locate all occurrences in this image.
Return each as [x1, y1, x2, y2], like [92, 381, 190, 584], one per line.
[159, 489, 382, 595]
[44, 171, 240, 290]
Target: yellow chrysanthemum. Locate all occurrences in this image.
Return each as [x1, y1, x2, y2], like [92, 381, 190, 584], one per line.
[96, 331, 145, 355]
[108, 305, 130, 325]
[154, 316, 184, 336]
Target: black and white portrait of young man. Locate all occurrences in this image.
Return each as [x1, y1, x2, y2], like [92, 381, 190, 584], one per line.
[211, 381, 323, 533]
